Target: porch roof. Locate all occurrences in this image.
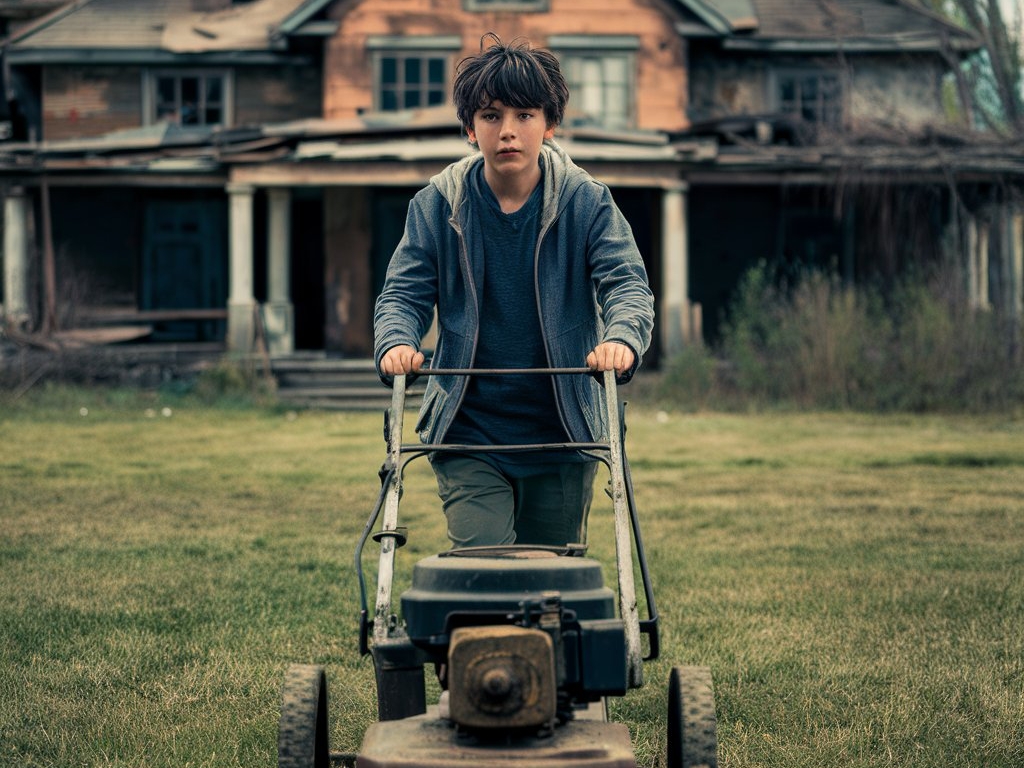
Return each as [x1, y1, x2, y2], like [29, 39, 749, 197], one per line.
[0, 108, 1021, 187]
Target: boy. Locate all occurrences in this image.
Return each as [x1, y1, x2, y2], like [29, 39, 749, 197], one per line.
[374, 34, 655, 549]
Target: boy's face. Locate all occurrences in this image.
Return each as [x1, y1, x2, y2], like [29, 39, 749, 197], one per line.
[466, 100, 555, 182]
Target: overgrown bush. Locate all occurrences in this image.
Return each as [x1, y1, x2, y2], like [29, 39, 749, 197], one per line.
[187, 358, 277, 407]
[659, 261, 1024, 412]
[657, 342, 720, 411]
[881, 278, 1022, 411]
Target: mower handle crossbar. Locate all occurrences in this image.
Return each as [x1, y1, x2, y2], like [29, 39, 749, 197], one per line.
[414, 365, 595, 376]
[355, 367, 659, 688]
[399, 441, 608, 455]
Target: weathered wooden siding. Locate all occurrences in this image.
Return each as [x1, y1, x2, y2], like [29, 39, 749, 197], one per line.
[848, 55, 946, 130]
[688, 53, 762, 122]
[235, 65, 323, 127]
[688, 50, 947, 131]
[43, 63, 322, 141]
[43, 66, 142, 140]
[323, 0, 690, 132]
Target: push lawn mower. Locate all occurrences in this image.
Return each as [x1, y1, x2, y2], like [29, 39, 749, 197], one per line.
[278, 368, 718, 767]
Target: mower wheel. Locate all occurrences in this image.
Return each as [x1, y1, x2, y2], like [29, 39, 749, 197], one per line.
[278, 664, 330, 768]
[666, 665, 717, 768]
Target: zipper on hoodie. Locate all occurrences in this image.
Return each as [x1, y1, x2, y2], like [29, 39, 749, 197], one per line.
[533, 155, 577, 441]
[533, 217, 574, 441]
[439, 212, 477, 441]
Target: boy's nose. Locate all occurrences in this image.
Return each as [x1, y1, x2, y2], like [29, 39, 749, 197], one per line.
[500, 115, 517, 136]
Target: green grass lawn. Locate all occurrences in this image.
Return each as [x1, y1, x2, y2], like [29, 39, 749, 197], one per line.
[1, 386, 1022, 767]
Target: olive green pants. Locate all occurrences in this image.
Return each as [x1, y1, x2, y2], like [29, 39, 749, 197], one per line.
[431, 455, 598, 549]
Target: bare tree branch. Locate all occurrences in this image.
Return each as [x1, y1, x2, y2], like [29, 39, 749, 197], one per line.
[933, 0, 1024, 137]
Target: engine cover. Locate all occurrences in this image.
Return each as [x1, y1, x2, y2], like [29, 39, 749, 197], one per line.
[400, 548, 616, 646]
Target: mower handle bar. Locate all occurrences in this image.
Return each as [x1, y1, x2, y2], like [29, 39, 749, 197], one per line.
[417, 366, 594, 375]
[357, 366, 659, 688]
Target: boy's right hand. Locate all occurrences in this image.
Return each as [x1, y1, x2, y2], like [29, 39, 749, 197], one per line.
[380, 344, 425, 376]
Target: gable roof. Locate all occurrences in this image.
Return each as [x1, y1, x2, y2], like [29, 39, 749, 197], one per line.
[162, 0, 322, 52]
[0, 0, 66, 22]
[5, 0, 980, 63]
[677, 0, 979, 52]
[677, 0, 757, 34]
[274, 0, 337, 37]
[4, 0, 316, 62]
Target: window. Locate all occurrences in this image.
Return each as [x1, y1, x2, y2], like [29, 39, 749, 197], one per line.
[369, 36, 460, 112]
[561, 54, 632, 130]
[550, 36, 637, 131]
[147, 70, 230, 127]
[776, 71, 842, 127]
[378, 54, 447, 111]
[463, 0, 549, 9]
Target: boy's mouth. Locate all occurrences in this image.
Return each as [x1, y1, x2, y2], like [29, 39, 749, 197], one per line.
[497, 148, 519, 156]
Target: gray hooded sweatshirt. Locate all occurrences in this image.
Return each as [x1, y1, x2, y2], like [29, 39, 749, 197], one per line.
[374, 139, 655, 445]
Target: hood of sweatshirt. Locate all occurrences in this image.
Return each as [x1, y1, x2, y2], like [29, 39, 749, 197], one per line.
[429, 139, 591, 230]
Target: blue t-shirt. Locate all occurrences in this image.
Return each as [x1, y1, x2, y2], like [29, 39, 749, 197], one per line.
[444, 163, 580, 475]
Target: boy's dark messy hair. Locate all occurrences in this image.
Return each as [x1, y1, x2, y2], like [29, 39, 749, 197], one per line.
[453, 33, 569, 131]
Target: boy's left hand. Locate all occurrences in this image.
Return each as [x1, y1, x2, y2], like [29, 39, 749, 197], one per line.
[587, 342, 635, 375]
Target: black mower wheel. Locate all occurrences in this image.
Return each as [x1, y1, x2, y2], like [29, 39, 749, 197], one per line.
[278, 663, 330, 768]
[666, 665, 717, 768]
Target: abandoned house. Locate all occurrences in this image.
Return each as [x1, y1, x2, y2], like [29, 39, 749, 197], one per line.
[0, 0, 1021, 395]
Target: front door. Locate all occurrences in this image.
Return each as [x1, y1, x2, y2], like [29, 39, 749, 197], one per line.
[142, 199, 227, 341]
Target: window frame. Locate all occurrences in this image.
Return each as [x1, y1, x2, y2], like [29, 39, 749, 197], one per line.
[550, 36, 639, 131]
[143, 68, 233, 128]
[773, 68, 844, 128]
[368, 36, 460, 113]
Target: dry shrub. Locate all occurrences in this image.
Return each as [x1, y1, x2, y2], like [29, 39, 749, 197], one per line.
[660, 261, 1024, 412]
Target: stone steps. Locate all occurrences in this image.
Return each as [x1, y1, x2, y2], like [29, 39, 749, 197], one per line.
[272, 356, 424, 411]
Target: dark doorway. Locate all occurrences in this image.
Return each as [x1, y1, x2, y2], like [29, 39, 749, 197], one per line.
[142, 198, 227, 341]
[610, 187, 661, 366]
[291, 189, 326, 350]
[371, 187, 420, 298]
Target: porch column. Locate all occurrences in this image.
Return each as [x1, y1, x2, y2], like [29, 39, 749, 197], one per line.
[661, 182, 692, 357]
[3, 187, 30, 328]
[264, 187, 294, 355]
[966, 214, 990, 311]
[1012, 208, 1023, 322]
[227, 182, 256, 352]
[1012, 209, 1024, 359]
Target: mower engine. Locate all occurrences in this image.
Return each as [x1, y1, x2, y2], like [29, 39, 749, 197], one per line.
[400, 546, 629, 732]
